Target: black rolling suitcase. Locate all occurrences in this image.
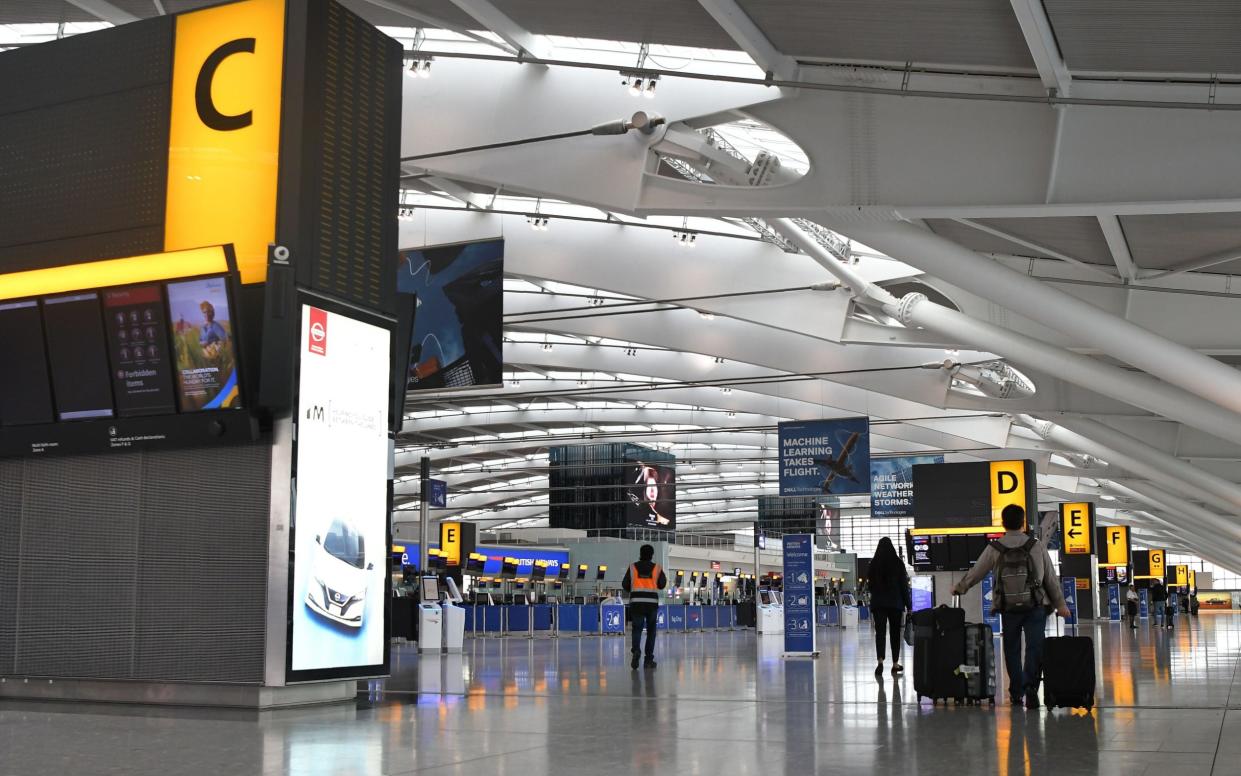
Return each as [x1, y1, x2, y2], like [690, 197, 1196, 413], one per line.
[913, 601, 995, 705]
[1042, 620, 1096, 709]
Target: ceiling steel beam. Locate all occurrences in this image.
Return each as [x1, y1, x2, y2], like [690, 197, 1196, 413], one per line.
[64, 0, 139, 24]
[357, 0, 515, 53]
[445, 0, 547, 59]
[1097, 214, 1139, 282]
[1008, 0, 1072, 96]
[696, 0, 798, 81]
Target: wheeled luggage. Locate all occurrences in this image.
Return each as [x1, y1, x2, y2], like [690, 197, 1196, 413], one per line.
[1042, 621, 1096, 709]
[912, 602, 995, 705]
[962, 622, 996, 702]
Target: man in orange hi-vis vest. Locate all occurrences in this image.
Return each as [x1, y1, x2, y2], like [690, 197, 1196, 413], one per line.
[622, 544, 667, 670]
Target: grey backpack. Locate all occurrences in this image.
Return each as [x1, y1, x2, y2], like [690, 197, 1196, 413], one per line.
[991, 538, 1043, 613]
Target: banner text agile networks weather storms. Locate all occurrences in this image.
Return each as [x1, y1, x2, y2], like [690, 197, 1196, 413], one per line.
[781, 435, 835, 478]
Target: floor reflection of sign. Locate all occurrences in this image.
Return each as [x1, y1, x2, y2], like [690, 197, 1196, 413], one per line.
[1107, 583, 1121, 621]
[782, 534, 816, 655]
[1062, 578, 1078, 626]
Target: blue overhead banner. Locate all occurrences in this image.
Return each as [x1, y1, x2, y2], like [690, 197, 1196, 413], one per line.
[870, 454, 945, 518]
[778, 418, 871, 497]
[782, 534, 817, 656]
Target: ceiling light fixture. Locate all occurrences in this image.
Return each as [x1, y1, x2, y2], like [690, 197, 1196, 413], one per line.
[643, 76, 658, 99]
[698, 310, 714, 320]
[526, 215, 549, 231]
[408, 55, 432, 78]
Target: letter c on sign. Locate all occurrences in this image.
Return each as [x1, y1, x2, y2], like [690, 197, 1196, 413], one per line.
[196, 37, 256, 131]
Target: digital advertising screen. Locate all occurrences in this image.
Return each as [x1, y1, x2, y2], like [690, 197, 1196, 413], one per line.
[166, 276, 242, 412]
[43, 292, 115, 421]
[625, 459, 676, 528]
[0, 300, 54, 426]
[102, 285, 177, 416]
[870, 454, 944, 518]
[397, 239, 503, 391]
[289, 303, 391, 680]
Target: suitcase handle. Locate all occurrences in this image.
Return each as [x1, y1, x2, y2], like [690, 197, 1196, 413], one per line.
[952, 594, 960, 608]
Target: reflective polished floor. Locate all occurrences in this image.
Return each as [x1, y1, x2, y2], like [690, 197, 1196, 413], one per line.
[2, 614, 1239, 775]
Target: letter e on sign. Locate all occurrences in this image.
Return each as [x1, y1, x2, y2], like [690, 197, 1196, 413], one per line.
[308, 307, 327, 356]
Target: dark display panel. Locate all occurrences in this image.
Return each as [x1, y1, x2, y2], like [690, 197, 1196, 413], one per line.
[912, 461, 991, 528]
[42, 293, 114, 421]
[0, 301, 54, 426]
[549, 442, 675, 534]
[626, 460, 676, 529]
[908, 531, 1003, 572]
[102, 285, 176, 417]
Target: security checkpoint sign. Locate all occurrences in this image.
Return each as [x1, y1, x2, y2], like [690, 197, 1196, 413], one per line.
[1059, 502, 1095, 555]
[1108, 583, 1121, 621]
[782, 534, 817, 656]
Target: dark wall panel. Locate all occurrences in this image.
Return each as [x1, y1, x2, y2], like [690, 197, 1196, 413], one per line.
[0, 17, 172, 273]
[0, 443, 271, 683]
[288, 0, 401, 315]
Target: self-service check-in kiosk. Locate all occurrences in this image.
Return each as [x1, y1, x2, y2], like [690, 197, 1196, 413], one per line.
[756, 589, 784, 635]
[418, 577, 443, 653]
[441, 577, 465, 653]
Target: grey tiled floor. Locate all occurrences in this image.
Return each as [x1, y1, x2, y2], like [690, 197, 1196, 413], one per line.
[1, 613, 1238, 775]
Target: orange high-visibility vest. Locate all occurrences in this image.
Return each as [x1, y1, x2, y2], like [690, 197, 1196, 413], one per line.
[629, 563, 662, 603]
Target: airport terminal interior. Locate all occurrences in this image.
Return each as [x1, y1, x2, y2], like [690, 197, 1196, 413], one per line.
[3, 1, 1241, 774]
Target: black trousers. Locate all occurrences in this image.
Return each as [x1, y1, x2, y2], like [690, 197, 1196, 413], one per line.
[871, 606, 903, 662]
[630, 602, 658, 657]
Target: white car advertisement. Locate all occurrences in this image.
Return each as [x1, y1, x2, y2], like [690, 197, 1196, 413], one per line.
[290, 304, 390, 675]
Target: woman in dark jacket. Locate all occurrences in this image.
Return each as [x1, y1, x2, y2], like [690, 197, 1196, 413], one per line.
[867, 536, 912, 677]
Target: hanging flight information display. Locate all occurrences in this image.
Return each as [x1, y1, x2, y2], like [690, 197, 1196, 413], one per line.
[0, 246, 254, 458]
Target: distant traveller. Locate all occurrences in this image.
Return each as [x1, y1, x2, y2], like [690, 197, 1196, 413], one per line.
[866, 536, 911, 677]
[622, 544, 667, 669]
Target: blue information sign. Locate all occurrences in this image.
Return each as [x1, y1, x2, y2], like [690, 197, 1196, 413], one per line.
[1107, 583, 1121, 621]
[1139, 588, 1150, 619]
[427, 478, 447, 508]
[777, 418, 871, 497]
[981, 572, 1001, 633]
[782, 534, 817, 655]
[1061, 578, 1078, 626]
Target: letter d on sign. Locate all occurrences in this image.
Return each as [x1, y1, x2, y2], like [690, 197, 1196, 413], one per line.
[989, 460, 1028, 529]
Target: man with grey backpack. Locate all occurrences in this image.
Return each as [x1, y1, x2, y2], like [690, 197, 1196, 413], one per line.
[953, 505, 1071, 708]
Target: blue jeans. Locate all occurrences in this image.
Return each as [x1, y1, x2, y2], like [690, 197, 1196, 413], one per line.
[1000, 608, 1048, 701]
[1154, 601, 1167, 625]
